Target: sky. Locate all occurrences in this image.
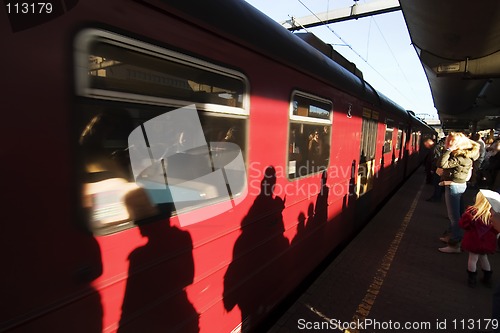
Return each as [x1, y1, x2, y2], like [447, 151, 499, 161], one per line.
[244, 0, 439, 120]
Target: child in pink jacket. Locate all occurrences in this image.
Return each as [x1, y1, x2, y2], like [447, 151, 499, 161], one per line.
[459, 191, 498, 287]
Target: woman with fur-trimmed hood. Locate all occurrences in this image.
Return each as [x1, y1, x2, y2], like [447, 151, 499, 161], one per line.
[436, 132, 480, 253]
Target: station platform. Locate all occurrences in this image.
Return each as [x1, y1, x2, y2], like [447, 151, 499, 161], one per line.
[268, 167, 499, 333]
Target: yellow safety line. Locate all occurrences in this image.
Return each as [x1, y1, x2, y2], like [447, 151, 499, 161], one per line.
[345, 184, 423, 333]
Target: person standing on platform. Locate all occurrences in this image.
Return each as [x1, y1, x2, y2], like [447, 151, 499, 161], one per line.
[459, 191, 497, 287]
[437, 132, 480, 253]
[482, 138, 500, 191]
[470, 133, 486, 187]
[424, 137, 435, 184]
[423, 137, 445, 202]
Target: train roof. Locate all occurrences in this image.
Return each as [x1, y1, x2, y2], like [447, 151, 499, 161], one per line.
[151, 0, 409, 117]
[407, 110, 435, 133]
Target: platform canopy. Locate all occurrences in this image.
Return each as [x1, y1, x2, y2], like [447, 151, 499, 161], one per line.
[399, 0, 500, 131]
[282, 0, 401, 30]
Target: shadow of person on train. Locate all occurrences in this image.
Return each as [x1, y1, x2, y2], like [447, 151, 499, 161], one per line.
[313, 170, 329, 226]
[300, 172, 329, 235]
[2, 217, 105, 332]
[344, 160, 358, 210]
[223, 166, 290, 333]
[25, 222, 104, 333]
[291, 172, 329, 256]
[118, 205, 199, 333]
[65, 224, 104, 332]
[306, 203, 315, 229]
[291, 212, 307, 247]
[379, 145, 386, 179]
[291, 203, 315, 246]
[290, 203, 314, 252]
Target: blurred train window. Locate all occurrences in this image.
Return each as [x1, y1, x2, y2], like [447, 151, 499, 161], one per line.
[383, 119, 394, 154]
[360, 108, 378, 162]
[412, 131, 421, 151]
[396, 128, 404, 151]
[398, 125, 407, 159]
[76, 30, 246, 111]
[357, 108, 378, 196]
[75, 29, 249, 234]
[288, 92, 332, 179]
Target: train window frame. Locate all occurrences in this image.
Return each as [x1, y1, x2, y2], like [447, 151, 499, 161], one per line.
[412, 131, 421, 151]
[383, 119, 394, 154]
[75, 29, 250, 115]
[74, 29, 250, 235]
[357, 108, 378, 197]
[359, 108, 378, 162]
[396, 128, 403, 151]
[398, 124, 407, 159]
[287, 91, 333, 180]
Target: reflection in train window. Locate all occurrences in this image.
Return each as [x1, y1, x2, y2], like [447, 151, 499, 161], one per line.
[396, 128, 403, 151]
[383, 119, 394, 154]
[412, 131, 421, 151]
[397, 125, 407, 160]
[357, 108, 378, 196]
[82, 43, 245, 109]
[75, 29, 248, 234]
[288, 92, 332, 179]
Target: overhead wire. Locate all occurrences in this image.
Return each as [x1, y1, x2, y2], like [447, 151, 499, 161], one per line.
[370, 15, 418, 100]
[296, 0, 368, 62]
[295, 0, 419, 108]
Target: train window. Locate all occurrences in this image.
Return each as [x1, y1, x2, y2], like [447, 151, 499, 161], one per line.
[398, 125, 407, 159]
[383, 119, 394, 154]
[76, 30, 247, 112]
[75, 29, 249, 234]
[360, 108, 378, 162]
[396, 128, 404, 151]
[357, 108, 378, 196]
[288, 92, 332, 179]
[412, 131, 421, 151]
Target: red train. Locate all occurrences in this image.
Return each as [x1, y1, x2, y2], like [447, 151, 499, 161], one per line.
[1, 1, 435, 332]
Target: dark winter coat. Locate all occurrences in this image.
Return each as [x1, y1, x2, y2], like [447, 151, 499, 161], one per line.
[459, 208, 498, 254]
[437, 142, 480, 183]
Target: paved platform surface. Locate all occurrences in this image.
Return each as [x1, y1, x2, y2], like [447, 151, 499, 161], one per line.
[269, 168, 499, 333]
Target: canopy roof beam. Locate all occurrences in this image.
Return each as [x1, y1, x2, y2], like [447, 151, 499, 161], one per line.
[283, 0, 401, 31]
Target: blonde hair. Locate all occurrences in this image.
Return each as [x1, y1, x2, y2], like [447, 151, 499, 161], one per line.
[469, 192, 492, 225]
[446, 132, 473, 150]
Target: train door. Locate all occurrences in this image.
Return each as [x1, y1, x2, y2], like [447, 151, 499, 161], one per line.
[396, 125, 405, 161]
[383, 119, 394, 166]
[357, 107, 378, 196]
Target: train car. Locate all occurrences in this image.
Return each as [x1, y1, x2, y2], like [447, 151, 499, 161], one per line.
[1, 1, 435, 332]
